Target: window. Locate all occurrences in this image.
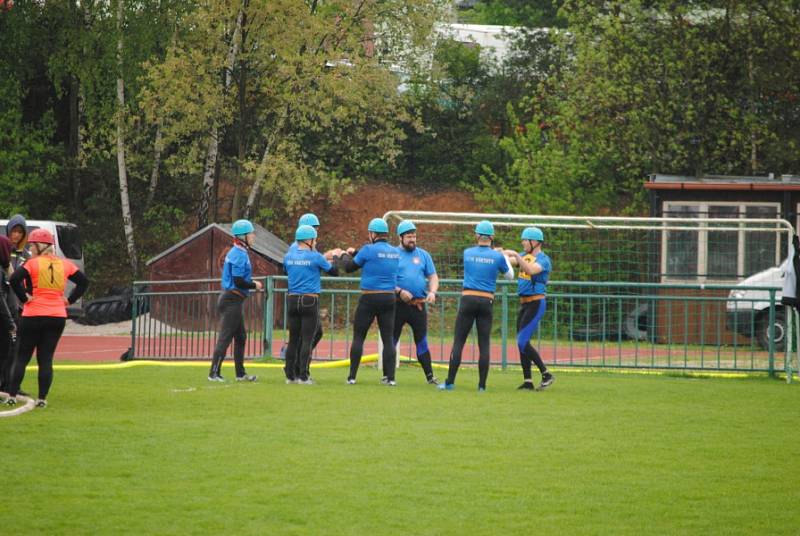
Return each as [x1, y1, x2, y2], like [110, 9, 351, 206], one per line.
[56, 225, 83, 260]
[662, 202, 781, 281]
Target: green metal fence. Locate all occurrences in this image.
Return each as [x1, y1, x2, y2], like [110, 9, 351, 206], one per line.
[131, 276, 793, 376]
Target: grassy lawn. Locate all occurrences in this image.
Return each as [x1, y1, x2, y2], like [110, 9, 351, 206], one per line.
[4, 364, 799, 534]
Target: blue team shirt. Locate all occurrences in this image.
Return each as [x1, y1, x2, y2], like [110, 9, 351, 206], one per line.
[462, 246, 508, 293]
[284, 246, 333, 294]
[396, 246, 436, 298]
[517, 251, 551, 296]
[221, 245, 253, 296]
[353, 240, 400, 291]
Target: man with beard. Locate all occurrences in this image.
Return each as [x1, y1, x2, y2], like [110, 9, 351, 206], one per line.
[392, 220, 439, 385]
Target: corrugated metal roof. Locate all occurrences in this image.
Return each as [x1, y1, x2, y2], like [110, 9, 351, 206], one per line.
[146, 223, 289, 266]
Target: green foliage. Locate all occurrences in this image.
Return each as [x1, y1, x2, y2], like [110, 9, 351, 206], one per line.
[460, 0, 567, 28]
[477, 0, 800, 218]
[0, 72, 63, 217]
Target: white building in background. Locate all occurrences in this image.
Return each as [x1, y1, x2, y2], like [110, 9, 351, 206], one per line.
[440, 23, 520, 66]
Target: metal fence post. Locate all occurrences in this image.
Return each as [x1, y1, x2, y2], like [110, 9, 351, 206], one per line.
[265, 276, 274, 358]
[501, 283, 508, 370]
[768, 290, 776, 377]
[130, 287, 138, 359]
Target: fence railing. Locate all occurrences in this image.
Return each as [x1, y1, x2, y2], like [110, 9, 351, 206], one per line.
[131, 277, 793, 376]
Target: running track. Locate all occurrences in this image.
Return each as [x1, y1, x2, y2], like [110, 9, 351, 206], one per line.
[57, 335, 769, 369]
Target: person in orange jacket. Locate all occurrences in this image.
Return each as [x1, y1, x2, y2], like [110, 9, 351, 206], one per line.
[5, 228, 88, 408]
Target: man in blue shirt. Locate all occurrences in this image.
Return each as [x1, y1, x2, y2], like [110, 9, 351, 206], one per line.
[209, 219, 262, 382]
[440, 220, 514, 391]
[392, 220, 440, 384]
[284, 213, 327, 355]
[504, 227, 555, 390]
[283, 225, 341, 384]
[341, 218, 400, 385]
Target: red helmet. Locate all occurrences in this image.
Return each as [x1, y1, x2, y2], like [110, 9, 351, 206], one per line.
[28, 228, 55, 245]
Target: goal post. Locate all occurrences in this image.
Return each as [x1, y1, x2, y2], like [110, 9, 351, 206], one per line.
[383, 210, 797, 379]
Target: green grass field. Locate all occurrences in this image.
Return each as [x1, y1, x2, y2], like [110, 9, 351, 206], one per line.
[4, 363, 799, 535]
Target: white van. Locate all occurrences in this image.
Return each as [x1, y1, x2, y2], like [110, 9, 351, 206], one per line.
[0, 219, 85, 317]
[725, 262, 785, 350]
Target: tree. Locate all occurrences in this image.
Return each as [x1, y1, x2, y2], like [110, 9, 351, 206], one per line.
[142, 0, 445, 232]
[477, 0, 800, 219]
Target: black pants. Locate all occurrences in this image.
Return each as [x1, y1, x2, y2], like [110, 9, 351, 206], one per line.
[285, 295, 320, 381]
[517, 299, 548, 380]
[0, 315, 17, 392]
[446, 295, 493, 389]
[393, 300, 435, 379]
[8, 316, 66, 399]
[349, 293, 396, 381]
[210, 291, 248, 378]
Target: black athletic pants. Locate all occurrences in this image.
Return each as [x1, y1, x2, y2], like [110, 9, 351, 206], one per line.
[445, 295, 493, 389]
[8, 316, 66, 399]
[285, 295, 320, 381]
[348, 293, 396, 381]
[517, 299, 548, 380]
[0, 315, 17, 392]
[210, 291, 248, 378]
[393, 300, 435, 380]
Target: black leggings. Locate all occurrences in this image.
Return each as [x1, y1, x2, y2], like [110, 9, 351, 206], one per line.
[8, 316, 66, 399]
[446, 295, 494, 389]
[285, 295, 320, 381]
[210, 291, 247, 378]
[349, 293, 396, 381]
[393, 300, 435, 379]
[517, 299, 548, 380]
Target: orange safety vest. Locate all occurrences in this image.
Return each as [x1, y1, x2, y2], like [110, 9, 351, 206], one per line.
[22, 255, 78, 318]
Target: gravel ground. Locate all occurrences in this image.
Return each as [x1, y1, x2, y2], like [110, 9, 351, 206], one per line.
[63, 319, 132, 336]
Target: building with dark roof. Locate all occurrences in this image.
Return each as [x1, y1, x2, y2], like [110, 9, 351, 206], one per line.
[143, 223, 289, 337]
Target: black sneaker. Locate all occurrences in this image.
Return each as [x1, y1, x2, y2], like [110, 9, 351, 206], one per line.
[517, 381, 535, 390]
[4, 397, 17, 406]
[380, 377, 397, 386]
[207, 375, 225, 382]
[426, 376, 440, 385]
[35, 399, 47, 408]
[539, 372, 555, 389]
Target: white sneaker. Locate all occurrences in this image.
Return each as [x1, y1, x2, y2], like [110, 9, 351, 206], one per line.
[236, 374, 257, 382]
[380, 377, 397, 386]
[346, 378, 356, 385]
[208, 375, 225, 382]
[35, 399, 47, 408]
[299, 378, 315, 385]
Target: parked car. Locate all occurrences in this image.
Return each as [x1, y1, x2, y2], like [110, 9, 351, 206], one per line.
[0, 219, 85, 318]
[726, 262, 786, 350]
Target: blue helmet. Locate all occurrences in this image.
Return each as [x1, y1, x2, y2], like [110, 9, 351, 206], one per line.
[368, 218, 389, 233]
[231, 219, 255, 237]
[397, 220, 416, 236]
[298, 213, 320, 227]
[475, 220, 494, 237]
[295, 225, 318, 241]
[521, 227, 544, 242]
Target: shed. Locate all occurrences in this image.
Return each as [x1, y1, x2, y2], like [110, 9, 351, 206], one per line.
[645, 173, 800, 345]
[144, 223, 289, 333]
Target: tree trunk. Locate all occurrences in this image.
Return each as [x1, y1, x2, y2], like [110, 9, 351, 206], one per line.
[231, 44, 248, 220]
[197, 7, 245, 229]
[243, 139, 272, 219]
[116, 0, 138, 276]
[147, 119, 163, 208]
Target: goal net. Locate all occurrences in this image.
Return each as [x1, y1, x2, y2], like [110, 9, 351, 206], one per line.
[379, 210, 793, 373]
